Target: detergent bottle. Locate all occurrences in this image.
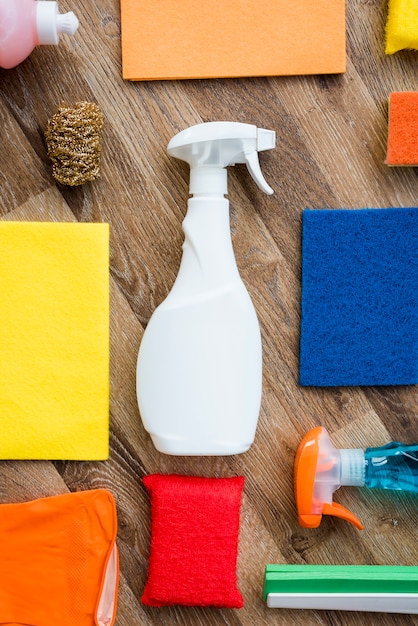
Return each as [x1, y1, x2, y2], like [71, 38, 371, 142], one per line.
[0, 0, 79, 69]
[137, 121, 276, 455]
[294, 426, 418, 529]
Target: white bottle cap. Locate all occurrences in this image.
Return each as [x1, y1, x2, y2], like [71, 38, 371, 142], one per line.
[36, 2, 79, 45]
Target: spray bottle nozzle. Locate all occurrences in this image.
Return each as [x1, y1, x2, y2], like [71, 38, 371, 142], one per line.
[167, 122, 275, 196]
[294, 427, 365, 530]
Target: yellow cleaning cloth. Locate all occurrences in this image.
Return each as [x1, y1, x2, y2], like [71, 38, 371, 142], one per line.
[0, 222, 110, 459]
[386, 0, 418, 54]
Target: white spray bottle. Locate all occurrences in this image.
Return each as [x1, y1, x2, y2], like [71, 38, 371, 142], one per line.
[137, 122, 276, 455]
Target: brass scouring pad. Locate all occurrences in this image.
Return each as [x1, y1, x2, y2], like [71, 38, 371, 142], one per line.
[45, 101, 104, 186]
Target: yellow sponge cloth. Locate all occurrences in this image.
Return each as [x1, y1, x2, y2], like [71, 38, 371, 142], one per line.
[386, 0, 418, 54]
[0, 222, 110, 459]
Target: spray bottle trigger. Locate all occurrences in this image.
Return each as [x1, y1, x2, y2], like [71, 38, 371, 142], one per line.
[322, 502, 364, 530]
[244, 151, 274, 195]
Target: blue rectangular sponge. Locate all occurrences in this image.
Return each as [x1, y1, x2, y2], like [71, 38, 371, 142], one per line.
[299, 208, 418, 386]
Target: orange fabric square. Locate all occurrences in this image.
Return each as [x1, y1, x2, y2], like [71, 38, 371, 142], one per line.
[121, 0, 346, 80]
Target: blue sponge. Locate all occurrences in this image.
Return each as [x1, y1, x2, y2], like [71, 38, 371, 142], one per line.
[299, 208, 418, 386]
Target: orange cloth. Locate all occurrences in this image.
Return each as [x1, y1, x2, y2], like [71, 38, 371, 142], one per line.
[386, 92, 418, 165]
[121, 0, 346, 80]
[0, 489, 119, 626]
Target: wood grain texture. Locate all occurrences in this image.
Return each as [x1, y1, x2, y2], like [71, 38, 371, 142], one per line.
[0, 0, 417, 624]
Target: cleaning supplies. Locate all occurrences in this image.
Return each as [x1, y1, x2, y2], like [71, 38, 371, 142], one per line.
[385, 0, 418, 54]
[136, 121, 275, 455]
[294, 426, 418, 529]
[45, 101, 104, 185]
[386, 92, 418, 165]
[120, 0, 346, 81]
[264, 564, 418, 613]
[142, 474, 244, 608]
[0, 222, 110, 460]
[0, 489, 119, 626]
[0, 0, 79, 69]
[299, 207, 418, 386]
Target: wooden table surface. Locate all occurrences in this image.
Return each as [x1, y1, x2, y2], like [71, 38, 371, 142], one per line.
[0, 0, 417, 624]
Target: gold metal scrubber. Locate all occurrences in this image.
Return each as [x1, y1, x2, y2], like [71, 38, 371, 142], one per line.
[45, 101, 104, 186]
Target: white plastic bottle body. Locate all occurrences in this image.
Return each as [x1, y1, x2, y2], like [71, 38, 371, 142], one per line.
[0, 0, 37, 69]
[136, 197, 263, 455]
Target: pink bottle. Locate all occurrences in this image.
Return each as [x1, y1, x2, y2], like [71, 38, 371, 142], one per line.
[0, 0, 78, 69]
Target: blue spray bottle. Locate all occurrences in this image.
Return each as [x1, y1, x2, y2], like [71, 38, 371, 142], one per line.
[294, 426, 418, 529]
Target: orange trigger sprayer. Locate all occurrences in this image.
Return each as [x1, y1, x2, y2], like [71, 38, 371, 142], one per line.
[294, 427, 364, 530]
[294, 426, 418, 530]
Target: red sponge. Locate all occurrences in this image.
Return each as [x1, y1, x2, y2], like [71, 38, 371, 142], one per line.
[386, 92, 418, 165]
[142, 474, 245, 608]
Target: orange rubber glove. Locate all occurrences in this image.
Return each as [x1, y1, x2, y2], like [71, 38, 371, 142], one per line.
[0, 489, 119, 626]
